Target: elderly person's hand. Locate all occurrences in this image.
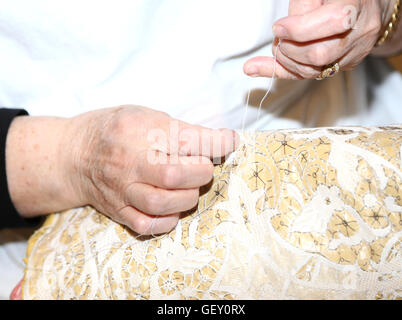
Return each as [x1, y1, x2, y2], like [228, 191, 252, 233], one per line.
[6, 106, 238, 235]
[244, 0, 402, 80]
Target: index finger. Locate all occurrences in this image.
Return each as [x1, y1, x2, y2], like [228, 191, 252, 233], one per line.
[273, 0, 361, 42]
[177, 125, 240, 159]
[150, 119, 239, 159]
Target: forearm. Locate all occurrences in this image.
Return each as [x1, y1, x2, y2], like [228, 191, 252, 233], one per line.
[372, 0, 402, 56]
[5, 116, 81, 217]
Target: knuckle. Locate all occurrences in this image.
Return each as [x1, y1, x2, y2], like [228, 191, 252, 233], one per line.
[143, 192, 164, 214]
[94, 145, 128, 183]
[161, 165, 181, 188]
[308, 46, 330, 66]
[367, 19, 382, 36]
[331, 4, 350, 28]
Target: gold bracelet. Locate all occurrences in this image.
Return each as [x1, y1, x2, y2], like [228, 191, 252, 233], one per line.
[376, 0, 401, 46]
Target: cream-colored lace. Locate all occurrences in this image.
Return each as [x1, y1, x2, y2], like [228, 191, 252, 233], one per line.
[22, 126, 402, 299]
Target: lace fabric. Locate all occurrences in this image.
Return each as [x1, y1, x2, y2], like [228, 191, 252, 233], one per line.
[22, 126, 402, 299]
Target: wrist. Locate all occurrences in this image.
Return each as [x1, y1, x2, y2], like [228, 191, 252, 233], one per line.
[6, 115, 83, 217]
[61, 113, 94, 208]
[372, 0, 402, 55]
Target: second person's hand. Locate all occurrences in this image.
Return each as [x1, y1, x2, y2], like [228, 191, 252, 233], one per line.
[244, 0, 395, 80]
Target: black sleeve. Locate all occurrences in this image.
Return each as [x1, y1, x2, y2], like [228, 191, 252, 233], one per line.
[0, 108, 42, 229]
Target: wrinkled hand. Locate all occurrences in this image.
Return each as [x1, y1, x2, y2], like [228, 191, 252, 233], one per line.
[68, 106, 238, 235]
[244, 0, 393, 79]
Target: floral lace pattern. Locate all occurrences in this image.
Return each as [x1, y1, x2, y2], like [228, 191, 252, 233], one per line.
[22, 126, 402, 299]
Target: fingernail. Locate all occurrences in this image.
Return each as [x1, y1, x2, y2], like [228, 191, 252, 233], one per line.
[245, 66, 259, 77]
[273, 25, 288, 38]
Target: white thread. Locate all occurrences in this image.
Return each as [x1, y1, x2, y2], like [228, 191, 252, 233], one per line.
[241, 39, 281, 132]
[257, 40, 281, 123]
[241, 90, 251, 132]
[150, 216, 158, 238]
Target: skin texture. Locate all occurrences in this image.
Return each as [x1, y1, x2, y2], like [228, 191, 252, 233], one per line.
[6, 0, 402, 300]
[6, 106, 239, 236]
[244, 0, 402, 80]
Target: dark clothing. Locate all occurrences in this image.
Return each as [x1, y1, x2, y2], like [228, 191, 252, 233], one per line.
[0, 108, 41, 229]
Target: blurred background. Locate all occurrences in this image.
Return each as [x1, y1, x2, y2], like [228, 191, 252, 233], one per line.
[389, 54, 402, 72]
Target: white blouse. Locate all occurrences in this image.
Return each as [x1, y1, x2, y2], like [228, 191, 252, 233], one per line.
[0, 0, 401, 130]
